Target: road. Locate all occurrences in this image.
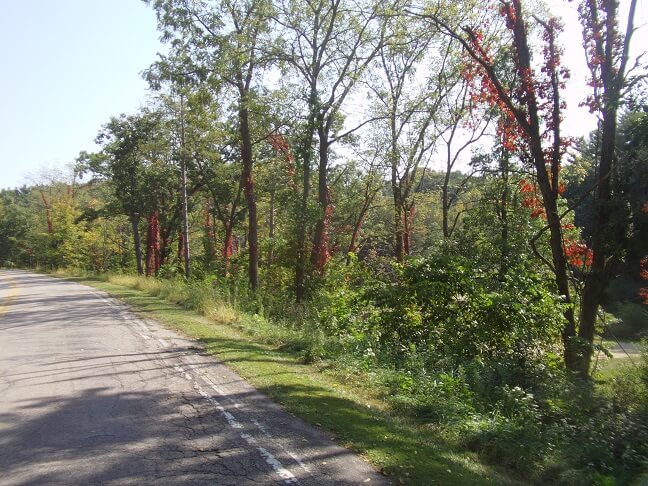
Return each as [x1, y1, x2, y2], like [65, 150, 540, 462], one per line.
[0, 270, 390, 486]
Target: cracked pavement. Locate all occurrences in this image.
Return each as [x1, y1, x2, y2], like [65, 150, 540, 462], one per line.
[0, 270, 391, 486]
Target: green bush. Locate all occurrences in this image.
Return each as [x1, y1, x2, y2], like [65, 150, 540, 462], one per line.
[605, 301, 648, 340]
[361, 255, 564, 371]
[384, 369, 476, 423]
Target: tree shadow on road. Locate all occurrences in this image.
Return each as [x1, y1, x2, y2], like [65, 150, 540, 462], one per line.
[0, 386, 299, 486]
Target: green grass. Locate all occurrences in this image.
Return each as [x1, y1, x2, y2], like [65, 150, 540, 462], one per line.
[51, 270, 521, 485]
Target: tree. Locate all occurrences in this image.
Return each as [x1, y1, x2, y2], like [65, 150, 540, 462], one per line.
[371, 15, 437, 260]
[274, 0, 387, 299]
[422, 0, 584, 372]
[577, 0, 644, 374]
[193, 124, 247, 276]
[616, 109, 648, 269]
[147, 0, 276, 290]
[86, 110, 169, 275]
[437, 77, 491, 239]
[0, 189, 30, 266]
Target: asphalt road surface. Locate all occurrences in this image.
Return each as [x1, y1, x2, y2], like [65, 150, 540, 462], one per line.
[0, 270, 390, 486]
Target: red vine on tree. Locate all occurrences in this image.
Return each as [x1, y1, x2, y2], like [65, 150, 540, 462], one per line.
[429, 0, 591, 370]
[639, 257, 648, 304]
[145, 210, 161, 276]
[268, 132, 297, 189]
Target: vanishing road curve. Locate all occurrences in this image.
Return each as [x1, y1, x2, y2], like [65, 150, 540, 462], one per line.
[0, 270, 390, 486]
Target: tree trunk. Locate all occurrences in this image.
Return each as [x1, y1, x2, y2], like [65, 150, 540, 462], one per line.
[403, 204, 415, 256]
[573, 0, 637, 374]
[130, 214, 144, 275]
[346, 218, 363, 265]
[268, 189, 275, 266]
[530, 135, 578, 370]
[393, 188, 404, 262]
[311, 124, 331, 272]
[506, 1, 579, 371]
[145, 210, 160, 277]
[442, 169, 451, 238]
[390, 115, 404, 262]
[295, 93, 317, 303]
[578, 109, 617, 375]
[239, 102, 258, 291]
[498, 152, 510, 280]
[295, 160, 310, 301]
[180, 157, 191, 279]
[179, 94, 191, 280]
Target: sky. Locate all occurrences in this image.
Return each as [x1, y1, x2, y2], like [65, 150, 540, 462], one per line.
[0, 1, 646, 189]
[0, 0, 161, 189]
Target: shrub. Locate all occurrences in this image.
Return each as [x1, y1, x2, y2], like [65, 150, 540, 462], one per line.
[604, 301, 648, 340]
[362, 255, 564, 371]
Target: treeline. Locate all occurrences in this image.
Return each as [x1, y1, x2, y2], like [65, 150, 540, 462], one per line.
[3, 0, 645, 371]
[1, 0, 648, 481]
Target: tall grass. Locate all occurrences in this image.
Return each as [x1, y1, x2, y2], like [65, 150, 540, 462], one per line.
[92, 273, 334, 361]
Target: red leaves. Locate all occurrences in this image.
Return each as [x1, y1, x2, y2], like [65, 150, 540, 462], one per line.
[500, 2, 517, 28]
[519, 178, 545, 218]
[639, 288, 648, 304]
[563, 239, 593, 267]
[268, 132, 296, 184]
[519, 177, 589, 267]
[518, 178, 535, 194]
[146, 210, 161, 276]
[640, 257, 648, 304]
[641, 257, 648, 280]
[268, 132, 293, 160]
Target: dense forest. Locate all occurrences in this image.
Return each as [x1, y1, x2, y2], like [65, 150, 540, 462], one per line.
[1, 0, 648, 483]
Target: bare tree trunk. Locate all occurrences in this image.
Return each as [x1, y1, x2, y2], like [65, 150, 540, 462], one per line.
[130, 214, 144, 275]
[498, 151, 510, 280]
[239, 102, 258, 291]
[311, 124, 331, 272]
[268, 189, 275, 266]
[295, 94, 317, 303]
[578, 110, 616, 374]
[145, 210, 160, 277]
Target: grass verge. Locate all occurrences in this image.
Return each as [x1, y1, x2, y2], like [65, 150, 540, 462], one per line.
[49, 269, 520, 485]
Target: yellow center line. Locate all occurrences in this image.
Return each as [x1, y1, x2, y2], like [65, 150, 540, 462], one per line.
[0, 276, 19, 320]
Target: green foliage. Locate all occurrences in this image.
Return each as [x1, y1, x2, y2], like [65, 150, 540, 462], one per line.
[362, 255, 564, 369]
[605, 301, 648, 340]
[0, 189, 30, 266]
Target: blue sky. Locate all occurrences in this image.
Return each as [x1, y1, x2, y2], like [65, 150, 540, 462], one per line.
[0, 0, 161, 188]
